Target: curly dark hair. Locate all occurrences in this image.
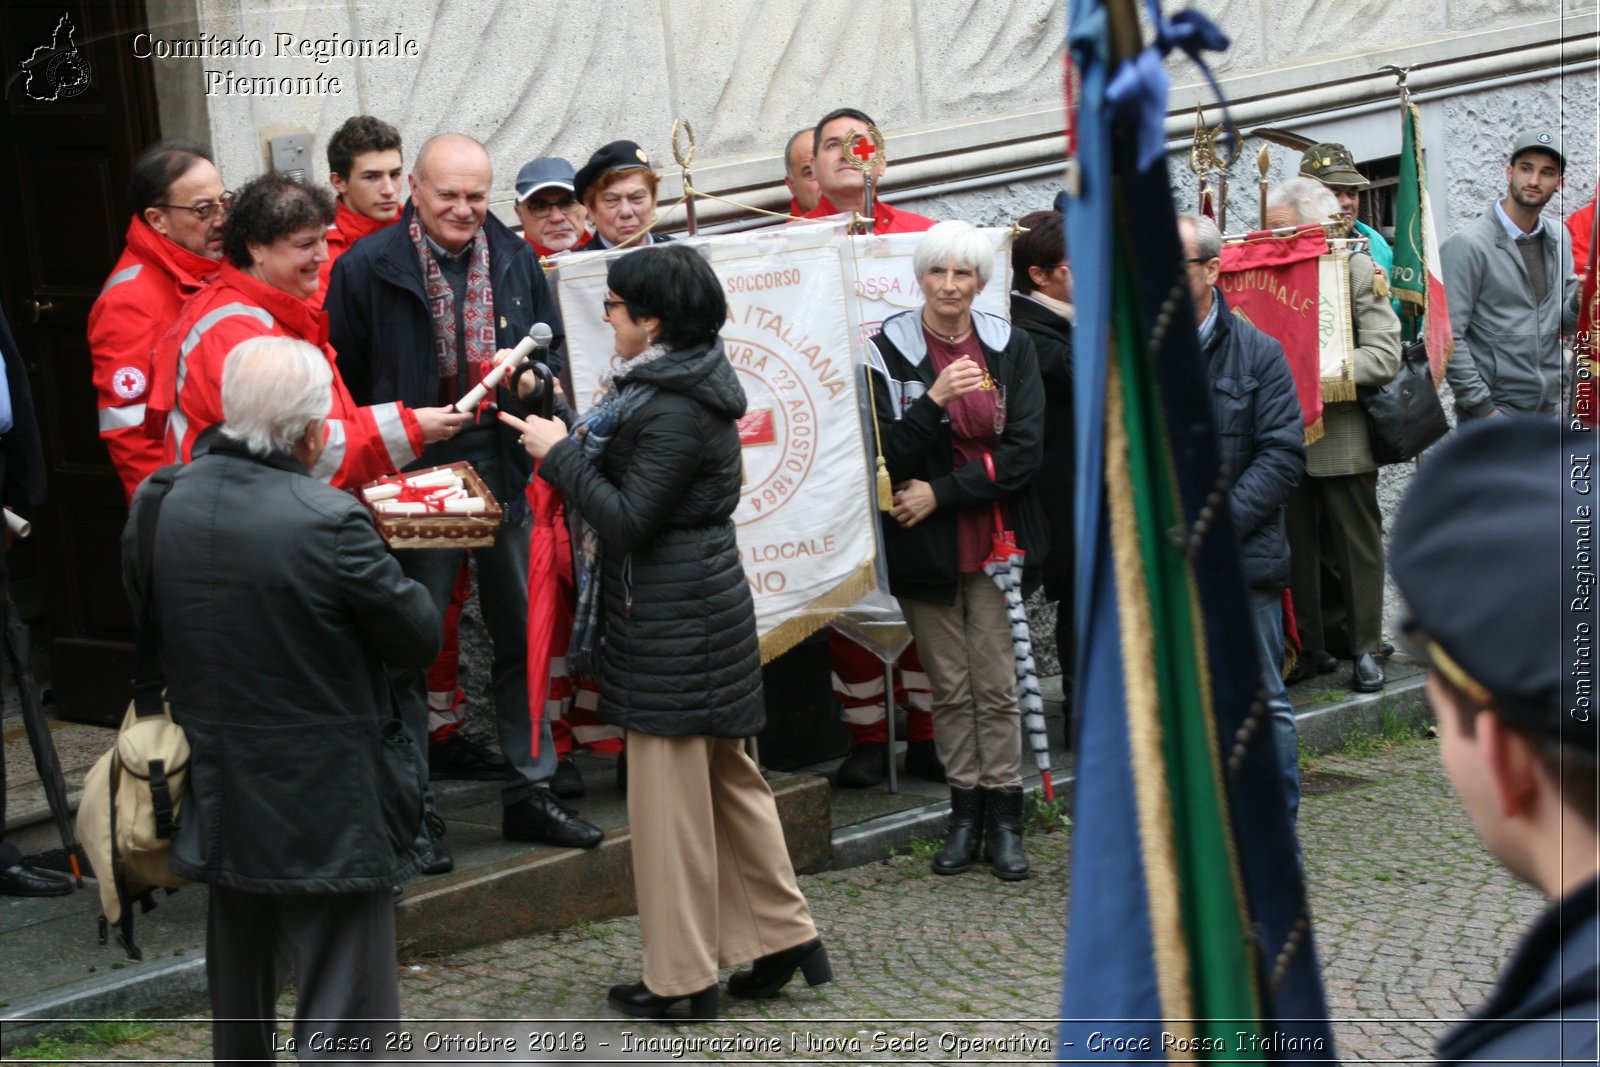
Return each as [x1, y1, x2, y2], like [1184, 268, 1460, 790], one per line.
[326, 115, 402, 178]
[221, 173, 335, 269]
[607, 244, 727, 350]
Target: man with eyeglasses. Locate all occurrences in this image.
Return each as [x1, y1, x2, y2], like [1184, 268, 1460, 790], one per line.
[513, 157, 591, 261]
[310, 115, 405, 311]
[328, 133, 603, 856]
[88, 139, 228, 502]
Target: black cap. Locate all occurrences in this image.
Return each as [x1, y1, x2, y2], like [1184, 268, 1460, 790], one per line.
[574, 140, 653, 202]
[1390, 416, 1598, 745]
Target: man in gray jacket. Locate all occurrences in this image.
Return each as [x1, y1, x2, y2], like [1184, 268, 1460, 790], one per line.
[1442, 129, 1580, 418]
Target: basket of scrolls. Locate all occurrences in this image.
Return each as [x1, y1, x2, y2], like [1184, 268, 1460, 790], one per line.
[359, 461, 502, 549]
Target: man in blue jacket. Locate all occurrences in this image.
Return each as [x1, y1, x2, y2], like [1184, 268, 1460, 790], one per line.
[1181, 214, 1306, 824]
[327, 133, 601, 856]
[1391, 416, 1597, 1064]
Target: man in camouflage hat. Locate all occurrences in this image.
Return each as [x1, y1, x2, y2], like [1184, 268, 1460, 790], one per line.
[1390, 414, 1598, 1062]
[1298, 142, 1394, 283]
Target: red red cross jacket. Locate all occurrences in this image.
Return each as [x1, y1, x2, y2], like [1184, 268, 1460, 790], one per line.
[309, 199, 394, 311]
[88, 217, 220, 502]
[148, 263, 422, 488]
[803, 195, 936, 234]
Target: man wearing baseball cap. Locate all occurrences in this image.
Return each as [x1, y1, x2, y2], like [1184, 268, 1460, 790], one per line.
[1390, 415, 1597, 1062]
[513, 156, 591, 260]
[1441, 128, 1580, 418]
[1298, 142, 1394, 281]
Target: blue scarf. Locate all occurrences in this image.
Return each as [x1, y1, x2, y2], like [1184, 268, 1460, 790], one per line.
[567, 347, 663, 681]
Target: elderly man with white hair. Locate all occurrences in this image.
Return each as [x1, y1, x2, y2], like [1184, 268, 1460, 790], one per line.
[124, 336, 440, 1064]
[1267, 177, 1401, 694]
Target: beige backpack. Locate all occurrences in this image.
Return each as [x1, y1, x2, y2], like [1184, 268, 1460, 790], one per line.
[76, 698, 190, 960]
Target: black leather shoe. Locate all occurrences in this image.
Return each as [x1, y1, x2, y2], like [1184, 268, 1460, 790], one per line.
[607, 980, 718, 1020]
[1351, 652, 1386, 693]
[503, 790, 602, 849]
[0, 863, 73, 897]
[932, 787, 985, 875]
[727, 938, 833, 998]
[835, 742, 887, 788]
[1313, 649, 1340, 674]
[551, 757, 585, 799]
[904, 740, 946, 783]
[428, 734, 507, 781]
[419, 838, 454, 876]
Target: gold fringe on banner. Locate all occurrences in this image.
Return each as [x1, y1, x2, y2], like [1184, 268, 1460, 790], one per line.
[756, 556, 880, 665]
[1303, 414, 1325, 447]
[1320, 375, 1357, 404]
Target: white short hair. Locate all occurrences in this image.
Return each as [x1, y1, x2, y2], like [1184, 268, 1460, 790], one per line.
[1267, 177, 1342, 227]
[912, 220, 994, 287]
[220, 336, 333, 457]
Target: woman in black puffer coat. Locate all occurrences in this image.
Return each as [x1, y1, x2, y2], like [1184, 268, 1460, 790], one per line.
[504, 244, 828, 1022]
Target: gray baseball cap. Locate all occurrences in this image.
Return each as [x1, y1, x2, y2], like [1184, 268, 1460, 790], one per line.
[515, 157, 577, 202]
[1509, 128, 1565, 171]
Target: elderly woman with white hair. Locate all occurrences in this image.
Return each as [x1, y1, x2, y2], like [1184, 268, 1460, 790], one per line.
[867, 219, 1047, 880]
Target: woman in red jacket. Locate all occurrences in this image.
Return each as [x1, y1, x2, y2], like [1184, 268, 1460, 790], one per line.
[152, 173, 465, 487]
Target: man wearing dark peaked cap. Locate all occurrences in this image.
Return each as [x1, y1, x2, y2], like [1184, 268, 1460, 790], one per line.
[1390, 415, 1598, 1064]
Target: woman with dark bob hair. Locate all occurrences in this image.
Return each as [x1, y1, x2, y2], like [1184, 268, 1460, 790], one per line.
[869, 219, 1046, 881]
[502, 243, 828, 1021]
[155, 172, 465, 484]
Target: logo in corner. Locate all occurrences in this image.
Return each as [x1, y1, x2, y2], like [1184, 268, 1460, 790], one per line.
[111, 366, 146, 400]
[18, 13, 92, 103]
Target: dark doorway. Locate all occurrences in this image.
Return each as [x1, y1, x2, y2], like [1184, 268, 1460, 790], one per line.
[0, 2, 160, 724]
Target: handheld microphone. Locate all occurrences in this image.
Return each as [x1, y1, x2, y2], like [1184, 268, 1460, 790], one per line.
[455, 322, 553, 412]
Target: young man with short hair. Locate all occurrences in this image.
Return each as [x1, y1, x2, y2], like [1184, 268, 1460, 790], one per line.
[312, 115, 404, 309]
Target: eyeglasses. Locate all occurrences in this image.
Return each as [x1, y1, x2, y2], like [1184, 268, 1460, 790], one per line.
[153, 191, 234, 222]
[1184, 257, 1216, 265]
[601, 299, 626, 315]
[525, 195, 579, 217]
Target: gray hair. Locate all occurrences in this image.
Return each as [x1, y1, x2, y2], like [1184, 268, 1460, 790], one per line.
[912, 219, 995, 287]
[220, 336, 333, 457]
[1266, 177, 1342, 227]
[1179, 213, 1223, 261]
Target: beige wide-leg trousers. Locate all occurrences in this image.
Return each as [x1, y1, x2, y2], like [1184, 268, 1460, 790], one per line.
[626, 731, 818, 996]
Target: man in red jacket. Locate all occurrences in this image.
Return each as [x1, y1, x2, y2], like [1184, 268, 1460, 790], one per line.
[803, 107, 936, 235]
[311, 115, 404, 310]
[88, 140, 227, 502]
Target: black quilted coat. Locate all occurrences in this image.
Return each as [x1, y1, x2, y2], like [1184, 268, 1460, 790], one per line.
[538, 338, 765, 738]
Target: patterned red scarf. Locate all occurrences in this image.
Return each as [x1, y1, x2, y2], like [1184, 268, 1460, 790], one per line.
[409, 215, 496, 383]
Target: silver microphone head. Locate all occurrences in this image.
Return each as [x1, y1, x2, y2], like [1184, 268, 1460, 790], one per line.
[530, 322, 553, 347]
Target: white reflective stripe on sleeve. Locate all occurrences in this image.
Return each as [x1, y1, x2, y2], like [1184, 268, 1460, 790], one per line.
[372, 402, 417, 467]
[169, 411, 188, 459]
[98, 404, 147, 433]
[98, 263, 143, 296]
[840, 702, 890, 727]
[176, 302, 275, 401]
[310, 419, 348, 483]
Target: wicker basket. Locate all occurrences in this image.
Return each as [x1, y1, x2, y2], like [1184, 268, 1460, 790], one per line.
[360, 461, 502, 549]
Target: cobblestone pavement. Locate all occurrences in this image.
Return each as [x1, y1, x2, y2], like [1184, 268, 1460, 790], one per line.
[21, 736, 1545, 1065]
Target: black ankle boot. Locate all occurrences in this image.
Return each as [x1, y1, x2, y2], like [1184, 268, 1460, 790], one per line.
[984, 787, 1030, 881]
[931, 787, 985, 875]
[726, 938, 833, 998]
[607, 980, 719, 1020]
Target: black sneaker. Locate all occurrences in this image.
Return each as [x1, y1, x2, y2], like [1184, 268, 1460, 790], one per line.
[551, 756, 585, 799]
[428, 734, 507, 781]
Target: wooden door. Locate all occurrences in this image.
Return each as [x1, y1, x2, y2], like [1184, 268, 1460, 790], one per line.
[0, 2, 159, 724]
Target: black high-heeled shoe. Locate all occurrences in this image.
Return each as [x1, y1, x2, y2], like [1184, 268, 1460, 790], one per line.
[725, 938, 833, 999]
[606, 980, 719, 1020]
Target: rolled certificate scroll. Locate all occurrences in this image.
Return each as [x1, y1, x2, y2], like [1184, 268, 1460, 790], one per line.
[455, 322, 553, 413]
[4, 508, 30, 539]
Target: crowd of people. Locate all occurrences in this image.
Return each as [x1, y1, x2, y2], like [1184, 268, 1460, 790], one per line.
[6, 96, 1577, 1058]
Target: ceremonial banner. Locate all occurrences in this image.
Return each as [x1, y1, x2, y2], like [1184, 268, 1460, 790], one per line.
[1575, 212, 1600, 428]
[838, 230, 1012, 346]
[552, 221, 880, 662]
[1219, 227, 1350, 443]
[1391, 100, 1454, 383]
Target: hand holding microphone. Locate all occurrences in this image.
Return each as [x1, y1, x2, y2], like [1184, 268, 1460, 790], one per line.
[455, 322, 553, 413]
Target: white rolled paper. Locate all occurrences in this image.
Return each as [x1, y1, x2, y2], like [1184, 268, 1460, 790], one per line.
[4, 509, 29, 539]
[362, 483, 402, 502]
[454, 323, 551, 413]
[440, 498, 487, 515]
[376, 502, 431, 516]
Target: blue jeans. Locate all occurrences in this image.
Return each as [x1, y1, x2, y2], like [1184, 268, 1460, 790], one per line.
[1250, 588, 1299, 827]
[398, 514, 557, 806]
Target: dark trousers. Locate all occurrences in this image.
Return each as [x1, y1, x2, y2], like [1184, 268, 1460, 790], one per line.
[398, 517, 556, 805]
[207, 885, 398, 1064]
[1286, 470, 1384, 657]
